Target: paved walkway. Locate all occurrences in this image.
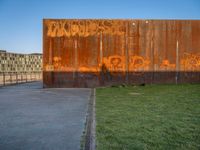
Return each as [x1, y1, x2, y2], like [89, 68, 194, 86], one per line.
[0, 82, 91, 150]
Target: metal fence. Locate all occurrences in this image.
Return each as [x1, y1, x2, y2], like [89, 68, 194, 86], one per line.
[0, 72, 42, 86]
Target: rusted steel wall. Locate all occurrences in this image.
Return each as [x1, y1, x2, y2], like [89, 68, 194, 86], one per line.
[43, 19, 200, 88]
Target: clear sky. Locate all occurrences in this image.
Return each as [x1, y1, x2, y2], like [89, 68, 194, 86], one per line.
[0, 0, 200, 54]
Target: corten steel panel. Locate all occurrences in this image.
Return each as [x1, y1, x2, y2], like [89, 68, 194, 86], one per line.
[43, 19, 200, 88]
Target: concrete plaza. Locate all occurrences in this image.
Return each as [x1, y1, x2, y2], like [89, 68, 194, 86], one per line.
[0, 82, 91, 150]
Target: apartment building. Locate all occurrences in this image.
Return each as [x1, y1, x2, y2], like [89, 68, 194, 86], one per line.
[0, 50, 42, 72]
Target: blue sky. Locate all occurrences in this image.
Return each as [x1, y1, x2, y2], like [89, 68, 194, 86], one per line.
[0, 0, 200, 54]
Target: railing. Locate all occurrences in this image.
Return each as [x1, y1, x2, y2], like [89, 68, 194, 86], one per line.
[0, 71, 42, 86]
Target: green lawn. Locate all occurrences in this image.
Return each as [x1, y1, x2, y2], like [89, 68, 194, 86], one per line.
[96, 84, 200, 150]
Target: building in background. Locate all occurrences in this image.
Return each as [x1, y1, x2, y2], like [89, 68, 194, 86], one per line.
[0, 50, 42, 86]
[0, 50, 42, 72]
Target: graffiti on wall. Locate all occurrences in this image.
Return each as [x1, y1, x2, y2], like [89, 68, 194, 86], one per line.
[102, 55, 125, 72]
[45, 20, 126, 37]
[53, 56, 62, 70]
[181, 53, 200, 71]
[129, 56, 150, 71]
[160, 59, 176, 70]
[44, 53, 200, 73]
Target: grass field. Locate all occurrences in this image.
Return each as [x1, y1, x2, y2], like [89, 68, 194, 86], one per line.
[96, 84, 200, 150]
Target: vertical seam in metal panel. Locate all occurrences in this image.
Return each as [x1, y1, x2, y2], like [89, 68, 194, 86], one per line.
[73, 38, 78, 80]
[176, 40, 179, 84]
[150, 29, 153, 84]
[43, 20, 45, 87]
[125, 21, 129, 84]
[75, 38, 78, 70]
[152, 21, 155, 84]
[49, 38, 52, 65]
[100, 32, 103, 65]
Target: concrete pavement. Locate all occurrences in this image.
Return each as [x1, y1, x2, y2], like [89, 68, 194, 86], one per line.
[0, 82, 91, 150]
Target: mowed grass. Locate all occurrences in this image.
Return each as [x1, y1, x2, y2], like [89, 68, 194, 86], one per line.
[96, 84, 200, 150]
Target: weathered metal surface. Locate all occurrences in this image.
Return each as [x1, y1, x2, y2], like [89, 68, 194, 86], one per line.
[43, 19, 200, 88]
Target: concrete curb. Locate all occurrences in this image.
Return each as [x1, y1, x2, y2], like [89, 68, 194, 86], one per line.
[84, 88, 96, 150]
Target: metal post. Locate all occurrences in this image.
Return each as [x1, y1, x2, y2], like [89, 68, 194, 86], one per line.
[10, 73, 12, 84]
[16, 72, 18, 84]
[26, 72, 27, 82]
[3, 72, 5, 86]
[21, 72, 22, 83]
